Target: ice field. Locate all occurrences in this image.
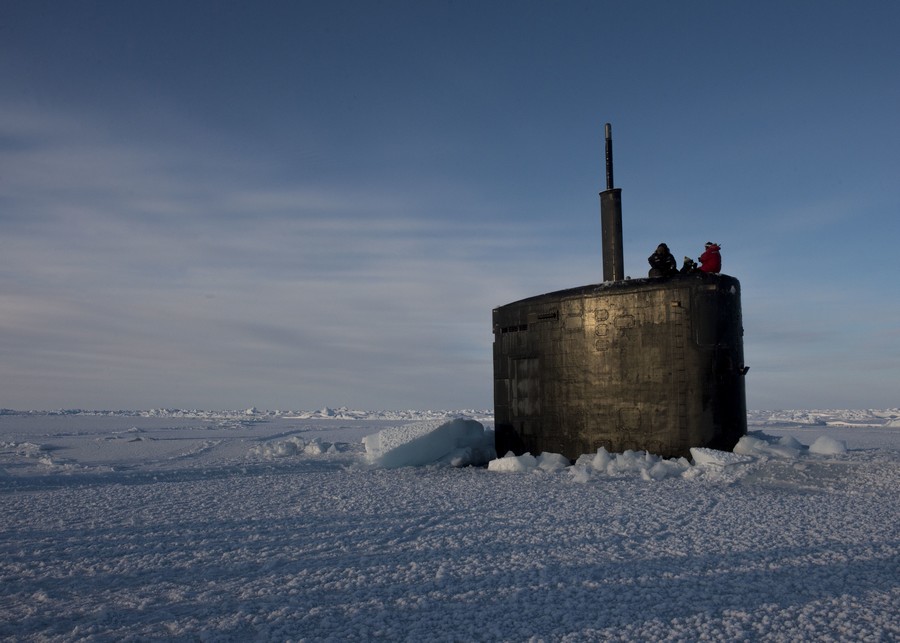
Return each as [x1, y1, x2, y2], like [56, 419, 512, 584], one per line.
[1, 408, 898, 641]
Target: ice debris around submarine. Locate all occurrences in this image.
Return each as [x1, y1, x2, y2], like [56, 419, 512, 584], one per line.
[363, 420, 848, 476]
[485, 430, 848, 482]
[258, 417, 849, 479]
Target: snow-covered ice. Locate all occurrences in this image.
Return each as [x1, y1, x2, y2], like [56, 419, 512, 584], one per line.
[363, 418, 495, 468]
[1, 408, 898, 641]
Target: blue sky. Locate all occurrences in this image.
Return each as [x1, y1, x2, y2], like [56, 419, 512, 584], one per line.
[2, 1, 898, 411]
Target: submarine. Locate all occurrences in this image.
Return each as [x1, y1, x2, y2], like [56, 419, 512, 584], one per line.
[492, 124, 748, 460]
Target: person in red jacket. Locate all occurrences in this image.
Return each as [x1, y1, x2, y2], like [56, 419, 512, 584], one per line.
[699, 242, 721, 273]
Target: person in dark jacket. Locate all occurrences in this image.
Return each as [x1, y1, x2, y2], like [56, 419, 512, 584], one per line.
[648, 243, 678, 277]
[680, 256, 698, 273]
[699, 242, 722, 273]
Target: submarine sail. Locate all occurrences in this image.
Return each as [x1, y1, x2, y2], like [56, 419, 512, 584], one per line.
[492, 124, 747, 460]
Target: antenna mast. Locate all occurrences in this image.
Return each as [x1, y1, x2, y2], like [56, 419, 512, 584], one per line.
[600, 123, 624, 282]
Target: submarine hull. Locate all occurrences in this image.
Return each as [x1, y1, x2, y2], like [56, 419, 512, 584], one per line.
[493, 272, 747, 460]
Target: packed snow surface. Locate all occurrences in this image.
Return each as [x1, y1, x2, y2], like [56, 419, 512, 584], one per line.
[1, 408, 899, 641]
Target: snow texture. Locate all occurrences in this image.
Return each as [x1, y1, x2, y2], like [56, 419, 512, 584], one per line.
[1, 408, 899, 641]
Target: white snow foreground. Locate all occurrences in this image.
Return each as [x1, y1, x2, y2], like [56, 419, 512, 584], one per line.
[1, 411, 898, 642]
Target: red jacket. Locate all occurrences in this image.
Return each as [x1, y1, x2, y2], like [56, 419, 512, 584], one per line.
[699, 244, 721, 273]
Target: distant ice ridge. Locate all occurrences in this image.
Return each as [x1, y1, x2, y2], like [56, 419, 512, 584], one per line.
[3, 408, 896, 426]
[747, 408, 899, 427]
[284, 407, 493, 422]
[0, 407, 494, 421]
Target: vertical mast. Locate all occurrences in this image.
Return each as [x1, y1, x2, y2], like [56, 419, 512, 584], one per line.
[600, 123, 624, 281]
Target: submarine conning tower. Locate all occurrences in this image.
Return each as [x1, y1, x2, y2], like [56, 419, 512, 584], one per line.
[492, 123, 748, 460]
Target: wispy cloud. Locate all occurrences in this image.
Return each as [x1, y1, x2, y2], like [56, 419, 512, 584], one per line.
[0, 105, 569, 409]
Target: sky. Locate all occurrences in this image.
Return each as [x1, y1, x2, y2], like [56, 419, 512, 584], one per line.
[1, 1, 898, 412]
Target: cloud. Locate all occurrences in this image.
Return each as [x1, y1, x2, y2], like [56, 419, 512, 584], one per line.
[5, 89, 893, 411]
[0, 104, 565, 409]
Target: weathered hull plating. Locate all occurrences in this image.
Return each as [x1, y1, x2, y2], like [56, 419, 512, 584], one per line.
[493, 272, 747, 460]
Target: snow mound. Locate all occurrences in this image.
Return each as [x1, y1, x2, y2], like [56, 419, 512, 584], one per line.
[487, 451, 538, 472]
[571, 447, 691, 481]
[809, 435, 848, 455]
[251, 436, 307, 457]
[536, 452, 571, 472]
[485, 451, 571, 473]
[734, 433, 804, 459]
[250, 436, 343, 458]
[363, 419, 495, 468]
